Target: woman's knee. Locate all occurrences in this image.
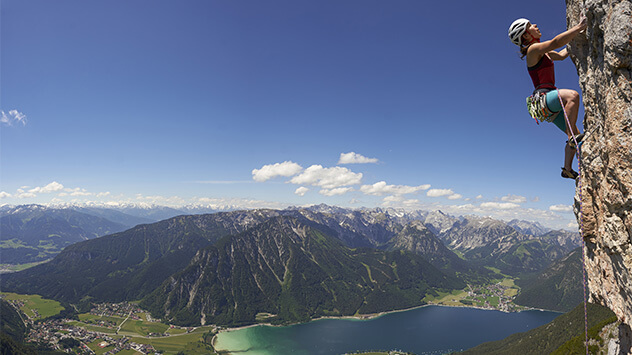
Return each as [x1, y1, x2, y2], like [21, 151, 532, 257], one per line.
[562, 89, 580, 105]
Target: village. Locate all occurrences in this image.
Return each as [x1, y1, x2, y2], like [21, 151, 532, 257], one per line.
[425, 279, 528, 313]
[3, 297, 215, 355]
[26, 319, 157, 355]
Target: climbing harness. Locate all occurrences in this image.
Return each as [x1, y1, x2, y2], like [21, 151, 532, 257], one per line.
[526, 91, 557, 124]
[557, 91, 590, 355]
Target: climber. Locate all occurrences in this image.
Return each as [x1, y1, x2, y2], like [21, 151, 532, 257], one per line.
[508, 16, 588, 179]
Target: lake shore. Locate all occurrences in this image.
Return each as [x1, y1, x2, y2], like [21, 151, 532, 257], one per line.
[211, 303, 556, 354]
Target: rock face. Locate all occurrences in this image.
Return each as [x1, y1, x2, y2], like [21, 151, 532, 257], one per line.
[566, 0, 632, 352]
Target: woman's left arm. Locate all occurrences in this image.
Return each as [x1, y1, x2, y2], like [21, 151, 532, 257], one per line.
[548, 47, 569, 61]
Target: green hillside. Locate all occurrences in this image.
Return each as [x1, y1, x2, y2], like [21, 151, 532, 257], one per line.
[1, 211, 281, 303]
[514, 248, 584, 312]
[459, 303, 616, 354]
[142, 216, 464, 327]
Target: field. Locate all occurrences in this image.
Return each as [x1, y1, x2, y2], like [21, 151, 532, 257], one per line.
[73, 311, 216, 354]
[423, 289, 469, 306]
[1, 292, 64, 319]
[130, 327, 215, 354]
[0, 259, 51, 272]
[119, 318, 170, 336]
[422, 278, 521, 310]
[87, 339, 118, 355]
[500, 278, 520, 297]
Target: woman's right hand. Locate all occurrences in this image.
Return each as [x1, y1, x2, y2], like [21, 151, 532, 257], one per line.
[578, 14, 588, 31]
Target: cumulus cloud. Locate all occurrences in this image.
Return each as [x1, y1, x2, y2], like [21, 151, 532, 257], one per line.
[360, 181, 431, 196]
[0, 191, 12, 199]
[319, 187, 354, 196]
[427, 189, 454, 197]
[402, 199, 420, 206]
[338, 152, 379, 164]
[501, 194, 527, 204]
[480, 202, 520, 209]
[447, 194, 463, 200]
[29, 181, 64, 194]
[383, 195, 404, 203]
[16, 189, 37, 199]
[289, 165, 362, 189]
[252, 161, 303, 182]
[295, 187, 309, 196]
[62, 187, 92, 197]
[550, 204, 573, 212]
[1, 110, 27, 126]
[381, 195, 420, 207]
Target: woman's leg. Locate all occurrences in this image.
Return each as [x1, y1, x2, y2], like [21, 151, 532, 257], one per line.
[557, 89, 581, 138]
[564, 142, 576, 171]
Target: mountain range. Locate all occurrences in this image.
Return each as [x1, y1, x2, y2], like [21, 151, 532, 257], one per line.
[1, 204, 582, 327]
[142, 216, 463, 326]
[0, 205, 130, 264]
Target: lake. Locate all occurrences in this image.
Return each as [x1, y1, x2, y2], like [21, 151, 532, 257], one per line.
[213, 306, 560, 355]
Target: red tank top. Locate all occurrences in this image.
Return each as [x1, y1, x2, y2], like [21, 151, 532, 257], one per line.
[528, 54, 556, 91]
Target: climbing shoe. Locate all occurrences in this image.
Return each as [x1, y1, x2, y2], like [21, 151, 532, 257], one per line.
[561, 167, 579, 180]
[567, 133, 585, 149]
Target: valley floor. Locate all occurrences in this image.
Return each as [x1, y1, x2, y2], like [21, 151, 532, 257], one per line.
[2, 278, 538, 355]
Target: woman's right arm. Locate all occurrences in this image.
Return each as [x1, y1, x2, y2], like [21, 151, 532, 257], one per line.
[530, 17, 587, 57]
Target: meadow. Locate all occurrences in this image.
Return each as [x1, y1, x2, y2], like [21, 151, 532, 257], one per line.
[1, 292, 64, 319]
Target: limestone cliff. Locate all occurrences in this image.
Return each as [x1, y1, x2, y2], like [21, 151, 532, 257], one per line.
[566, 0, 632, 353]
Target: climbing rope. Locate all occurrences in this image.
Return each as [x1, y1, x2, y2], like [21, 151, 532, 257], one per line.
[557, 91, 589, 354]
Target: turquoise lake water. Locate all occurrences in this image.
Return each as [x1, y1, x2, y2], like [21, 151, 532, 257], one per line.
[214, 305, 560, 355]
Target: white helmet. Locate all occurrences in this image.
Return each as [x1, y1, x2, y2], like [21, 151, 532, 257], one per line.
[508, 18, 530, 46]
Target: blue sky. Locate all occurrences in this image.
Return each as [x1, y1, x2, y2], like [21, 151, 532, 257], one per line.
[1, 0, 585, 229]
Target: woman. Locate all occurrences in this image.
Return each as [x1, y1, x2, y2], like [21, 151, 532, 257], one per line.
[508, 17, 587, 179]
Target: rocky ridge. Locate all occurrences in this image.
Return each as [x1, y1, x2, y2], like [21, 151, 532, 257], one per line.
[566, 0, 632, 352]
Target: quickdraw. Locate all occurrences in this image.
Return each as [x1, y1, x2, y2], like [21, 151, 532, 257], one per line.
[526, 92, 556, 124]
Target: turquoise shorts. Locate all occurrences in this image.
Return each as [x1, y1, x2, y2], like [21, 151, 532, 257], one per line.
[545, 90, 567, 133]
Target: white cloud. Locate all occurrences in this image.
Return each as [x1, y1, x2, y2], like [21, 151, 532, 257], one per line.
[476, 195, 483, 199]
[360, 181, 431, 196]
[295, 187, 309, 196]
[289, 165, 362, 189]
[383, 195, 404, 203]
[402, 199, 420, 206]
[16, 189, 36, 199]
[338, 152, 379, 164]
[0, 191, 12, 199]
[567, 221, 579, 229]
[447, 194, 463, 200]
[29, 181, 64, 194]
[192, 197, 287, 210]
[319, 187, 354, 196]
[252, 161, 303, 182]
[501, 194, 527, 204]
[480, 202, 520, 210]
[550, 204, 573, 212]
[66, 187, 92, 196]
[1, 110, 27, 126]
[381, 195, 421, 207]
[135, 194, 187, 205]
[97, 192, 111, 198]
[427, 189, 454, 197]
